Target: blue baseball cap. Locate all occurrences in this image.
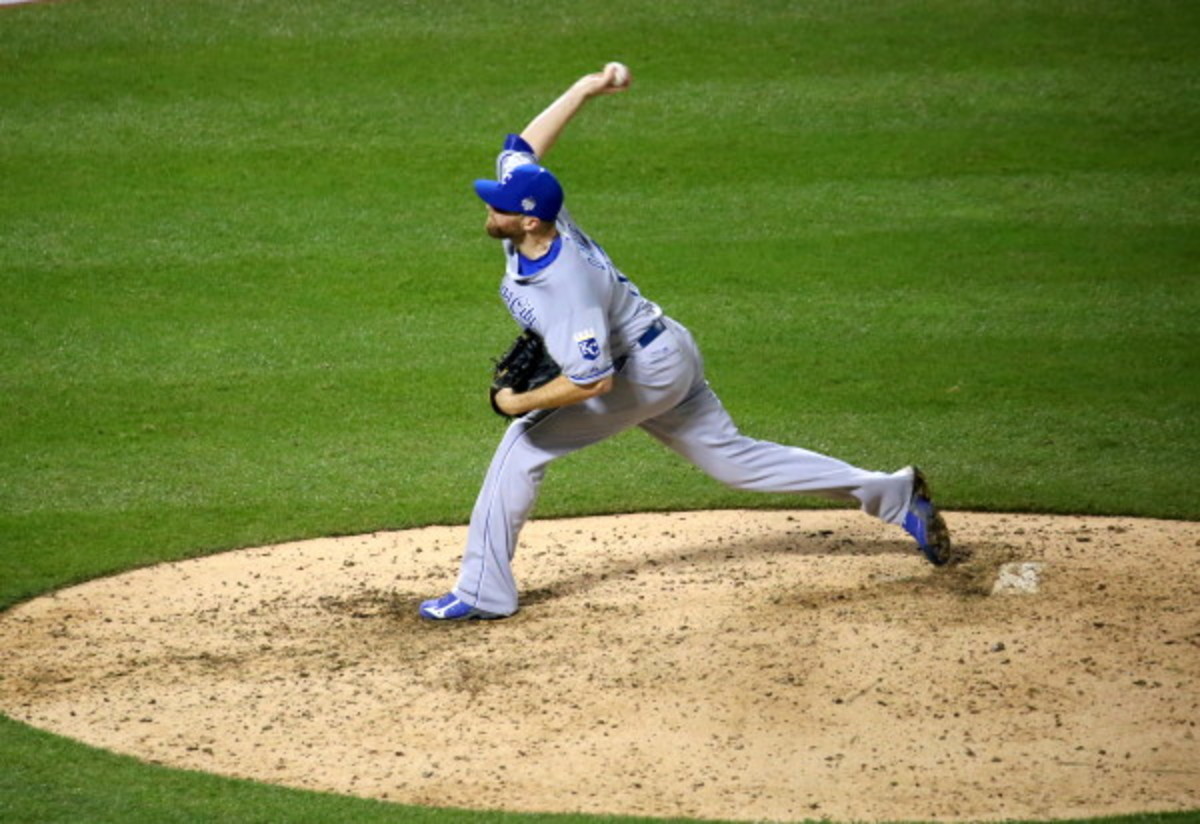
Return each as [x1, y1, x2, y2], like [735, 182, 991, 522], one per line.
[473, 164, 564, 221]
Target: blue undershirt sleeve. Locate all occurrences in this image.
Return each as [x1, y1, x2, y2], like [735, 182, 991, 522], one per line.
[502, 134, 537, 155]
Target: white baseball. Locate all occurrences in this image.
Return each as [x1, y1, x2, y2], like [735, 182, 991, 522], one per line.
[605, 61, 631, 88]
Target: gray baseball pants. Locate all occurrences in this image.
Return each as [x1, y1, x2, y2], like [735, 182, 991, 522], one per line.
[453, 317, 915, 616]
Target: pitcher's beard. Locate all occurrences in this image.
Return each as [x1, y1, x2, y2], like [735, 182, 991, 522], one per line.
[485, 215, 521, 241]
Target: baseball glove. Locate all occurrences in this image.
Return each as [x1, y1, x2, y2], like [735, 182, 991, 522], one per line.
[490, 328, 561, 417]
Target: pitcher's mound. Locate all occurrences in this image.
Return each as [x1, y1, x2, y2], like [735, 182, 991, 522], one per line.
[2, 510, 1198, 823]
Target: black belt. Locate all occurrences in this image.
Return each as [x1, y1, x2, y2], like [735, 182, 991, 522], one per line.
[614, 318, 666, 372]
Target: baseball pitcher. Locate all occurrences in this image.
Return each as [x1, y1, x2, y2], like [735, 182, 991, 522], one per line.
[420, 63, 953, 621]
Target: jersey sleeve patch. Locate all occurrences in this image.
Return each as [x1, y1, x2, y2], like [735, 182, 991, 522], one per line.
[574, 328, 601, 361]
[566, 327, 612, 383]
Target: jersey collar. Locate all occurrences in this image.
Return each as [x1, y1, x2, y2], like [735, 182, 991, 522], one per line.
[517, 235, 562, 278]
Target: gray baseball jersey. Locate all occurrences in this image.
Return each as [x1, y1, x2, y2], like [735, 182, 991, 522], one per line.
[494, 136, 663, 385]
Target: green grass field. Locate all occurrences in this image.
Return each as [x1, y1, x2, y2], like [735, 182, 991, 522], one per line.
[2, 1, 1197, 822]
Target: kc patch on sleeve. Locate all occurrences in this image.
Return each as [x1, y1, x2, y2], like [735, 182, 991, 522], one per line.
[575, 329, 601, 360]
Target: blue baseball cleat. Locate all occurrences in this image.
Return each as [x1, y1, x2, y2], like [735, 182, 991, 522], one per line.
[418, 592, 504, 621]
[902, 467, 954, 566]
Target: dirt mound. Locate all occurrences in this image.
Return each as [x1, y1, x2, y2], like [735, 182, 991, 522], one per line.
[2, 510, 1198, 822]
